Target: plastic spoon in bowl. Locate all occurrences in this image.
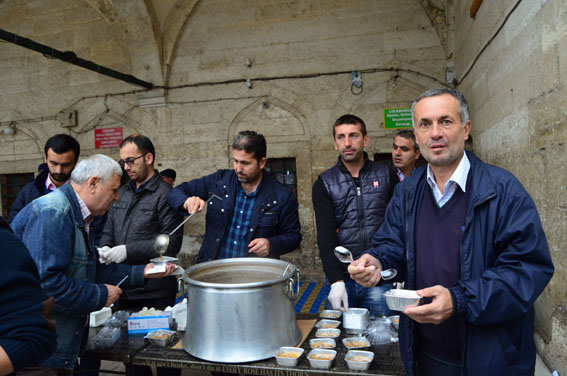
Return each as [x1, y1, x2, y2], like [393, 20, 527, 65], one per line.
[334, 246, 397, 281]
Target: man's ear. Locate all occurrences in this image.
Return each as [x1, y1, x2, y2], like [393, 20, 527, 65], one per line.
[87, 176, 99, 193]
[145, 153, 154, 166]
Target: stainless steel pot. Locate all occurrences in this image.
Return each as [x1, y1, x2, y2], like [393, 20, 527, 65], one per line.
[182, 258, 301, 363]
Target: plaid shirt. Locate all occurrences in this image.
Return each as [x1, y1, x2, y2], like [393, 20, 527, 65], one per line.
[218, 184, 259, 259]
[73, 191, 93, 234]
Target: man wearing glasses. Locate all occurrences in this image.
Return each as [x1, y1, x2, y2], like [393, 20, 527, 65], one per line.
[99, 134, 183, 311]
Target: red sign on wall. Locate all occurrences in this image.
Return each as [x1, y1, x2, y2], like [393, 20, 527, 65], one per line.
[95, 127, 123, 149]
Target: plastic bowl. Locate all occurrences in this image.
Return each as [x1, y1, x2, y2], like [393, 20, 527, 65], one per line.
[345, 350, 375, 371]
[315, 319, 340, 329]
[315, 328, 340, 338]
[342, 337, 371, 349]
[275, 347, 304, 367]
[307, 349, 337, 369]
[384, 289, 421, 311]
[309, 338, 336, 349]
[319, 309, 342, 319]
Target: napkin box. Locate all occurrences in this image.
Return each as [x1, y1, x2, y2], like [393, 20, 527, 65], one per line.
[127, 311, 172, 334]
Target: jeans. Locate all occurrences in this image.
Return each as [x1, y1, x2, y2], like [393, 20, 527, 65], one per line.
[324, 276, 392, 317]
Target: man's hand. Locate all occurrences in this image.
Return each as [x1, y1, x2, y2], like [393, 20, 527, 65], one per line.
[99, 245, 127, 264]
[248, 238, 270, 257]
[404, 285, 453, 325]
[328, 281, 349, 312]
[98, 246, 111, 264]
[42, 295, 56, 332]
[104, 284, 123, 307]
[348, 254, 382, 287]
[143, 263, 177, 278]
[183, 196, 206, 214]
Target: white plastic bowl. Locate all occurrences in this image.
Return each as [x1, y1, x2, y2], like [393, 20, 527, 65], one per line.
[384, 289, 421, 311]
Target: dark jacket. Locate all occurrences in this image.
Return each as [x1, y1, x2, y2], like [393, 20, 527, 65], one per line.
[313, 154, 392, 284]
[100, 172, 183, 300]
[368, 152, 554, 375]
[7, 169, 49, 223]
[0, 224, 57, 372]
[11, 183, 146, 369]
[167, 169, 301, 263]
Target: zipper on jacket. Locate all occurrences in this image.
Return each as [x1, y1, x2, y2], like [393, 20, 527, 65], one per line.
[356, 185, 369, 250]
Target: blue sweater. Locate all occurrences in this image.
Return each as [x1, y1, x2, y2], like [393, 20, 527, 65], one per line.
[0, 222, 57, 371]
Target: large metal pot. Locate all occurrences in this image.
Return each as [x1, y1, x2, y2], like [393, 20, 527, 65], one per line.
[182, 258, 301, 363]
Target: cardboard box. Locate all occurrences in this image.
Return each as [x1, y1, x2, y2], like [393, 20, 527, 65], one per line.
[127, 311, 171, 334]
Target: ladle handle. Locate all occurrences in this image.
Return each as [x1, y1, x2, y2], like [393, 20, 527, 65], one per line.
[169, 195, 218, 236]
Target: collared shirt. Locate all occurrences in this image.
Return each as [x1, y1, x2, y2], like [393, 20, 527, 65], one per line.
[73, 191, 93, 234]
[129, 176, 152, 193]
[45, 174, 58, 193]
[426, 152, 470, 207]
[218, 184, 259, 259]
[396, 168, 405, 181]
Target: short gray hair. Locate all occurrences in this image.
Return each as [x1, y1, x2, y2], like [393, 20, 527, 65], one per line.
[71, 154, 122, 185]
[411, 88, 470, 129]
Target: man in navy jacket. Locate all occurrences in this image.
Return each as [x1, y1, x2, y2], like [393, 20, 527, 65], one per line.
[168, 131, 301, 262]
[349, 88, 554, 375]
[8, 134, 80, 223]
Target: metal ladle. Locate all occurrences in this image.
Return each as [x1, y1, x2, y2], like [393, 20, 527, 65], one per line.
[154, 195, 217, 257]
[334, 246, 397, 281]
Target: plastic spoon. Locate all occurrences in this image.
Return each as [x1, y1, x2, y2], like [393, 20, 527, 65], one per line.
[334, 246, 397, 281]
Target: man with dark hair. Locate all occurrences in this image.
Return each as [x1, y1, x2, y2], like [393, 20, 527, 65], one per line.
[390, 129, 421, 185]
[8, 134, 80, 222]
[98, 134, 183, 376]
[167, 130, 301, 262]
[349, 88, 554, 375]
[160, 169, 176, 186]
[99, 134, 183, 309]
[312, 114, 394, 316]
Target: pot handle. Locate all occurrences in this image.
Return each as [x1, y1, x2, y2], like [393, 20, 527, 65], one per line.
[286, 268, 300, 300]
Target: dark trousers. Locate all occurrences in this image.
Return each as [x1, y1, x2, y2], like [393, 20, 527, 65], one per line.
[416, 350, 462, 376]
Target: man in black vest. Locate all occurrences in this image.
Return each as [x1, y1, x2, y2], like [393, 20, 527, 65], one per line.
[312, 114, 393, 316]
[348, 89, 554, 375]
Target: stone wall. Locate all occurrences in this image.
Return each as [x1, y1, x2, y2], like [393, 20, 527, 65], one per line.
[1, 0, 565, 369]
[0, 0, 447, 280]
[452, 0, 567, 372]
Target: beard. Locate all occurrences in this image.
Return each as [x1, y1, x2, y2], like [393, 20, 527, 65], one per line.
[50, 172, 70, 182]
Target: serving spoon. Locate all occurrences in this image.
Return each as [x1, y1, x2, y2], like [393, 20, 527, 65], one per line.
[154, 195, 218, 258]
[334, 246, 397, 281]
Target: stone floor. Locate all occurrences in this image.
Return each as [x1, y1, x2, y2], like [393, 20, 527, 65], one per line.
[98, 355, 553, 376]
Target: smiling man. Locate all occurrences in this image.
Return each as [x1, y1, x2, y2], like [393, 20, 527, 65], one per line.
[167, 130, 301, 262]
[348, 88, 554, 375]
[312, 114, 393, 316]
[8, 134, 80, 223]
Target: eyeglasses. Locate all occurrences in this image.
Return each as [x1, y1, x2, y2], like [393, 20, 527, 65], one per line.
[118, 153, 148, 168]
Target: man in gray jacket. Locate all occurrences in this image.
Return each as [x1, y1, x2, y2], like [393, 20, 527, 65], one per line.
[99, 134, 183, 311]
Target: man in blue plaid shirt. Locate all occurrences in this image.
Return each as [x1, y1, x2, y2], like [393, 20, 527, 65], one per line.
[168, 131, 301, 262]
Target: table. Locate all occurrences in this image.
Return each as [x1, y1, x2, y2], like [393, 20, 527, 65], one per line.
[84, 314, 405, 375]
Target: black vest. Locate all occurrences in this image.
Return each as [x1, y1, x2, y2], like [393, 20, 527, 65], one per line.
[320, 156, 392, 258]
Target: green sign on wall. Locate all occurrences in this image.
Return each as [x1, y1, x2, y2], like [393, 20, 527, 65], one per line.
[384, 107, 413, 129]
